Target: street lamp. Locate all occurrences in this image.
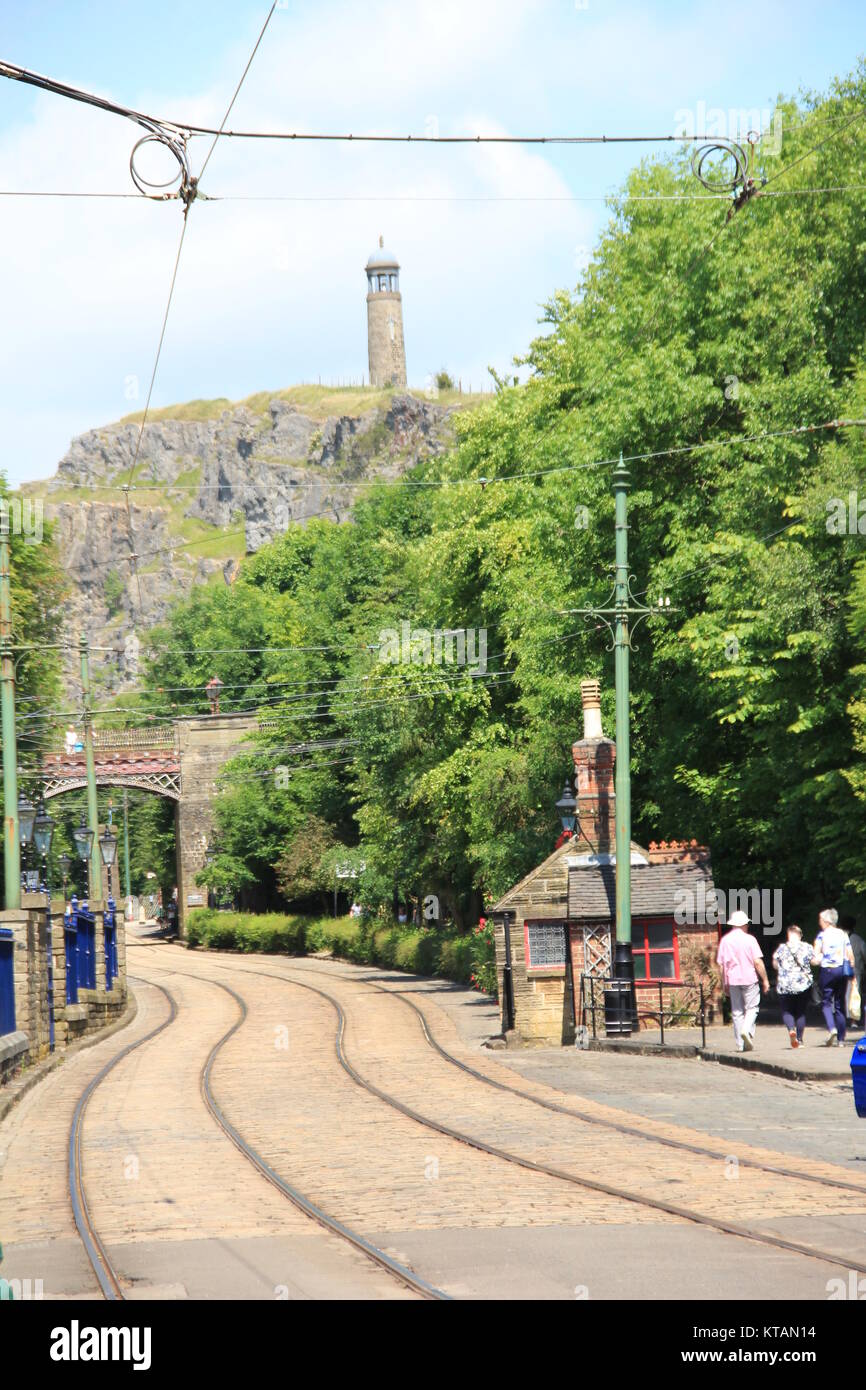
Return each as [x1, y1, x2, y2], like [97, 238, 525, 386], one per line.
[99, 823, 118, 901]
[17, 791, 36, 848]
[59, 852, 71, 898]
[555, 780, 577, 833]
[18, 790, 36, 890]
[33, 798, 54, 865]
[72, 812, 94, 895]
[99, 824, 118, 870]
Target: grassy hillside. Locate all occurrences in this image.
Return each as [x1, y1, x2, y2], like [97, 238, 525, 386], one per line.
[119, 382, 488, 428]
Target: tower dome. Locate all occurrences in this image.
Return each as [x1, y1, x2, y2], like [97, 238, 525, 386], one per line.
[365, 235, 407, 388]
[366, 243, 399, 270]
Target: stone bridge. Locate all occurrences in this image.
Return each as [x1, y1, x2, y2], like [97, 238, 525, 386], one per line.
[43, 714, 262, 933]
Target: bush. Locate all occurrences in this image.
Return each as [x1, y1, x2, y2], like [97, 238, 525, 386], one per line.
[437, 934, 474, 985]
[187, 909, 483, 989]
[186, 909, 307, 954]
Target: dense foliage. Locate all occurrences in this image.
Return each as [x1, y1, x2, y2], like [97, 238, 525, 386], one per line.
[141, 66, 866, 931]
[0, 479, 65, 901]
[185, 909, 476, 984]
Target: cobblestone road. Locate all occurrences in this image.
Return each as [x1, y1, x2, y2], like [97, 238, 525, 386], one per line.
[2, 936, 865, 1301]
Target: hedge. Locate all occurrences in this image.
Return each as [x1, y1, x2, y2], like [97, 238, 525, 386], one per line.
[185, 909, 477, 986]
[184, 909, 308, 954]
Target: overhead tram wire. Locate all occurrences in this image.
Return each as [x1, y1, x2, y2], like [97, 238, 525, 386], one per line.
[16, 668, 530, 740]
[121, 1, 280, 607]
[16, 652, 522, 717]
[121, 216, 191, 611]
[24, 650, 519, 715]
[18, 665, 521, 728]
[5, 184, 866, 204]
[0, 61, 789, 157]
[196, 2, 279, 184]
[761, 100, 866, 190]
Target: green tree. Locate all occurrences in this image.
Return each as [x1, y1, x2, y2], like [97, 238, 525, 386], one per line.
[132, 63, 866, 933]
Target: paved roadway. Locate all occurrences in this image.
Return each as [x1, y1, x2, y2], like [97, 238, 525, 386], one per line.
[1, 934, 865, 1301]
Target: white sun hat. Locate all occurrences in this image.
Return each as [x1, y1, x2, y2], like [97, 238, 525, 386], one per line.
[726, 909, 751, 928]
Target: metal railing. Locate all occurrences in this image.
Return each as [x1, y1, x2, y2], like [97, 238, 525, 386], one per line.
[92, 726, 175, 750]
[579, 974, 707, 1047]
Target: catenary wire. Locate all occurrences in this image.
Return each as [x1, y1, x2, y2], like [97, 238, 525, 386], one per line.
[196, 2, 278, 184]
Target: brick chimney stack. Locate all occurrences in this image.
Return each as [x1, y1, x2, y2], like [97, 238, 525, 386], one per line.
[571, 679, 616, 852]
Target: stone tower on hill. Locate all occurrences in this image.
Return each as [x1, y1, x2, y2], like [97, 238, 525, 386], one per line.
[366, 237, 407, 388]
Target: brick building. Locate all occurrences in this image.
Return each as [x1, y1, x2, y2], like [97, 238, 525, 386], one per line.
[491, 680, 721, 1045]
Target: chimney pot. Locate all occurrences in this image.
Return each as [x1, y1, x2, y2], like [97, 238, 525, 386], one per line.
[571, 679, 615, 852]
[580, 678, 603, 739]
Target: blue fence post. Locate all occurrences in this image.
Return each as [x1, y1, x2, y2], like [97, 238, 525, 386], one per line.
[65, 895, 79, 1006]
[0, 927, 15, 1035]
[44, 877, 55, 1053]
[77, 901, 95, 991]
[104, 896, 117, 990]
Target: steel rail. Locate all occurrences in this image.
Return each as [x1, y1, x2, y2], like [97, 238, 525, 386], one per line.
[196, 974, 448, 1301]
[287, 960, 866, 1198]
[268, 968, 866, 1276]
[128, 943, 866, 1279]
[68, 977, 178, 1300]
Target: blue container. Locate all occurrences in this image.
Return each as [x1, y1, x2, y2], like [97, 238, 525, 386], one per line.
[851, 1039, 866, 1118]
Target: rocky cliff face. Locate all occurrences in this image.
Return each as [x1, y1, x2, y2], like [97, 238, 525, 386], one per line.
[39, 389, 461, 698]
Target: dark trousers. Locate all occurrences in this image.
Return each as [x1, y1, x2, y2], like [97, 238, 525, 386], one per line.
[820, 966, 848, 1041]
[779, 989, 810, 1040]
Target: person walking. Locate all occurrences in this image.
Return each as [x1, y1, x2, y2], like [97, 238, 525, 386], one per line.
[717, 909, 770, 1052]
[772, 924, 814, 1048]
[812, 908, 855, 1047]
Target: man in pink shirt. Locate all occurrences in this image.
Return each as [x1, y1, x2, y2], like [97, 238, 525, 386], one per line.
[716, 909, 770, 1052]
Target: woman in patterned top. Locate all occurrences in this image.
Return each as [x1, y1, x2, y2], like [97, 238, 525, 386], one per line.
[772, 924, 814, 1048]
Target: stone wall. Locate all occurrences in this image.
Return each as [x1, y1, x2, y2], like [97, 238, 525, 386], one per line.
[0, 896, 127, 1087]
[174, 715, 260, 935]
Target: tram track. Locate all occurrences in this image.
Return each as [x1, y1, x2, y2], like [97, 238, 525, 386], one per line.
[197, 974, 448, 1301]
[284, 958, 866, 1198]
[70, 963, 445, 1301]
[129, 943, 866, 1281]
[69, 977, 178, 1301]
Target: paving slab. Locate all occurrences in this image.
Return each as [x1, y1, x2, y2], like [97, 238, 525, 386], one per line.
[585, 1023, 864, 1080]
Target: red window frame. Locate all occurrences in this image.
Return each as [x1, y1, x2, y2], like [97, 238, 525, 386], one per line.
[632, 916, 681, 984]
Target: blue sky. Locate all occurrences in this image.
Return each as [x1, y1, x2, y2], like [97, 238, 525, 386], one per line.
[0, 0, 863, 485]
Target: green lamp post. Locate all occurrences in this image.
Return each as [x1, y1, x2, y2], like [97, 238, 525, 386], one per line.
[575, 453, 676, 1033]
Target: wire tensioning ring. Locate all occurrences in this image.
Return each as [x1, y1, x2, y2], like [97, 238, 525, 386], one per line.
[690, 139, 750, 193]
[129, 129, 193, 202]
